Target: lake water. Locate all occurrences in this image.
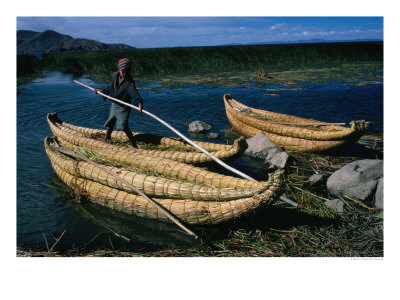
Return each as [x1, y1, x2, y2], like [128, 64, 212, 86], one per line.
[16, 71, 383, 252]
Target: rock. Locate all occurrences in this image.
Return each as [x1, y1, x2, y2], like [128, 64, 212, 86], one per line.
[244, 132, 289, 170]
[324, 199, 345, 213]
[308, 173, 328, 190]
[207, 132, 220, 139]
[374, 177, 383, 209]
[188, 121, 212, 134]
[327, 159, 383, 202]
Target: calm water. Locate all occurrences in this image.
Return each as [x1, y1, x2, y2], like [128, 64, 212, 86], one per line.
[17, 71, 383, 252]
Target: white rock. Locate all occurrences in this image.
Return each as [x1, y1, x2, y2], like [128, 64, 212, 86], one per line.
[327, 159, 383, 201]
[188, 121, 212, 134]
[245, 132, 289, 170]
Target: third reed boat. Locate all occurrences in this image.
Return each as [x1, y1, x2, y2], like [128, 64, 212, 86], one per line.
[224, 94, 370, 153]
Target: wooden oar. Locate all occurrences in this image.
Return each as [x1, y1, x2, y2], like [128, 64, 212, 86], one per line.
[49, 144, 199, 239]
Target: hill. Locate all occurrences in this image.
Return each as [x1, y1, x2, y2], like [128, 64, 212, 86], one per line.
[17, 30, 134, 54]
[17, 30, 40, 45]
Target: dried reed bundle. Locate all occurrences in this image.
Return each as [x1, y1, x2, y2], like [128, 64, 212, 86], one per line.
[45, 137, 269, 201]
[226, 96, 369, 140]
[50, 163, 283, 225]
[48, 113, 246, 164]
[60, 119, 232, 152]
[224, 95, 369, 152]
[255, 68, 273, 81]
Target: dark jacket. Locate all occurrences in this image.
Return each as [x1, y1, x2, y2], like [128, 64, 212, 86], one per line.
[102, 71, 143, 130]
[103, 71, 143, 110]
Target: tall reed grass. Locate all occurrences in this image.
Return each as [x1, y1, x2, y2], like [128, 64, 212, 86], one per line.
[17, 55, 43, 76]
[39, 42, 383, 76]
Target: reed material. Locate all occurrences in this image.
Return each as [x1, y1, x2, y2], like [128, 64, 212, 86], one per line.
[273, 122, 347, 126]
[45, 137, 283, 225]
[45, 137, 269, 201]
[224, 94, 369, 152]
[48, 113, 246, 164]
[226, 108, 347, 152]
[48, 142, 198, 238]
[225, 95, 369, 140]
[60, 120, 233, 152]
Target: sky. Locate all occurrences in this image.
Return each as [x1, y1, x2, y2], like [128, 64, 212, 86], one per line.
[17, 16, 383, 48]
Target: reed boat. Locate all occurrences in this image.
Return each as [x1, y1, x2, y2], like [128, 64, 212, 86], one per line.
[47, 113, 246, 164]
[224, 94, 370, 153]
[45, 136, 283, 225]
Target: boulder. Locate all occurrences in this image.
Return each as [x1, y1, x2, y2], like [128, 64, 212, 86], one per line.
[207, 132, 220, 139]
[244, 132, 289, 170]
[327, 159, 383, 202]
[374, 177, 383, 209]
[188, 121, 212, 134]
[324, 199, 345, 213]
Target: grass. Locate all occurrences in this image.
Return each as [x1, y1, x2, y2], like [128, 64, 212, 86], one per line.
[18, 204, 383, 257]
[39, 42, 382, 77]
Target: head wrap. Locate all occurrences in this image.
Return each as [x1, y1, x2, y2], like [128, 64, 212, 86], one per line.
[118, 58, 131, 71]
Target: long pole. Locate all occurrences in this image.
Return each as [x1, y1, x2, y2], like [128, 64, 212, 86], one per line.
[50, 144, 199, 239]
[74, 80, 297, 207]
[74, 80, 256, 181]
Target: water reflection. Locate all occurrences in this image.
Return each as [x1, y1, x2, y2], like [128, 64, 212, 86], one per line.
[50, 176, 200, 251]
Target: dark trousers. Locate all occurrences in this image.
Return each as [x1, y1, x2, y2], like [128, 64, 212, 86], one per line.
[105, 118, 137, 147]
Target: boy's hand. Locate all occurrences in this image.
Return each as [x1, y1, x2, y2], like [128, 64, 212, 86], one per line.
[138, 103, 143, 113]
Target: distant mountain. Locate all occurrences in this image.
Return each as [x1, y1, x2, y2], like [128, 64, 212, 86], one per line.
[17, 30, 40, 45]
[17, 30, 134, 54]
[223, 38, 383, 46]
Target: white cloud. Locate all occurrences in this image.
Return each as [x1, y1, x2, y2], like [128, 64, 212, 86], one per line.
[269, 23, 288, 30]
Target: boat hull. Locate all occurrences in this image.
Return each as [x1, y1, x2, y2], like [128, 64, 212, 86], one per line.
[224, 95, 369, 153]
[47, 112, 247, 164]
[45, 137, 284, 225]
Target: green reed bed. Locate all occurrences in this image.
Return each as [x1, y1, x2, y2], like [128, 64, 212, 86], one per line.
[17, 55, 45, 85]
[17, 46, 383, 90]
[23, 42, 381, 80]
[139, 61, 382, 91]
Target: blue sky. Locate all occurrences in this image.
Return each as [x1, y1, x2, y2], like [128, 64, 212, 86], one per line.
[17, 16, 383, 48]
